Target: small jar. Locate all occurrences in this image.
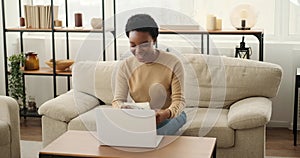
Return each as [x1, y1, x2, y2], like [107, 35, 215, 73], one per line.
[25, 52, 39, 70]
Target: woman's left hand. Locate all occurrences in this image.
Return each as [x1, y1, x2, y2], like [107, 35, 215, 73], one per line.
[155, 109, 171, 124]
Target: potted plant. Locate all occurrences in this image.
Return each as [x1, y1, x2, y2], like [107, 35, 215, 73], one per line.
[8, 53, 26, 108]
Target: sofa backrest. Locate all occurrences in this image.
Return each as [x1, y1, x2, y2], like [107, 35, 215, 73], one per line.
[182, 54, 282, 108]
[72, 54, 282, 109]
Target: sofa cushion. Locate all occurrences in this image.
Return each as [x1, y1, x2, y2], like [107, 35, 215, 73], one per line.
[0, 120, 10, 146]
[72, 61, 119, 105]
[182, 54, 282, 108]
[228, 97, 272, 129]
[95, 61, 119, 104]
[38, 90, 100, 122]
[182, 108, 234, 148]
[68, 105, 112, 131]
[72, 61, 97, 97]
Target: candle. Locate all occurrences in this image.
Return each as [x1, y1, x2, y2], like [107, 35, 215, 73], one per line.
[216, 19, 222, 30]
[54, 20, 62, 27]
[75, 13, 82, 27]
[206, 14, 216, 31]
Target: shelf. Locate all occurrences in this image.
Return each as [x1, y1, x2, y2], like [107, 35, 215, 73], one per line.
[7, 27, 262, 34]
[21, 67, 72, 76]
[5, 27, 114, 33]
[207, 29, 264, 34]
[6, 28, 52, 32]
[159, 28, 264, 35]
[54, 27, 105, 33]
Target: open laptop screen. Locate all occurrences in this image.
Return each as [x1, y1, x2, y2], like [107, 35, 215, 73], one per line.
[95, 108, 163, 148]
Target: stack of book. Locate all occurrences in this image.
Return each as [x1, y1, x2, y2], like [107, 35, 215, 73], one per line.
[24, 5, 59, 29]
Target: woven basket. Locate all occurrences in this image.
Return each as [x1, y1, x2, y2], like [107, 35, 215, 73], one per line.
[45, 59, 74, 71]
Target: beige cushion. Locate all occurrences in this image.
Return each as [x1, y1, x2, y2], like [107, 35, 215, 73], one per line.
[183, 54, 282, 108]
[68, 105, 111, 131]
[38, 90, 100, 122]
[94, 61, 119, 104]
[182, 108, 234, 148]
[228, 97, 272, 129]
[72, 61, 119, 105]
[0, 120, 10, 146]
[72, 61, 97, 97]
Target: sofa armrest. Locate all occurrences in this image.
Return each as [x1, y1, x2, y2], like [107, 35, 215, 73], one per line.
[0, 96, 20, 158]
[38, 90, 100, 122]
[227, 97, 272, 130]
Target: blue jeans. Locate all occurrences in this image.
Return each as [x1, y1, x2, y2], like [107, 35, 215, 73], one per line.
[157, 111, 186, 135]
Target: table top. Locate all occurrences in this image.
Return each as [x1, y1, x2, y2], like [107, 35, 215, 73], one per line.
[39, 130, 216, 158]
[159, 28, 264, 35]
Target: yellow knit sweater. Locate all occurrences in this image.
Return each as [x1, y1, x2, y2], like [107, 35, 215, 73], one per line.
[112, 50, 185, 118]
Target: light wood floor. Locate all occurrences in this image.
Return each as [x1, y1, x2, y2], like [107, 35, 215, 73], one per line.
[266, 127, 300, 157]
[20, 117, 300, 157]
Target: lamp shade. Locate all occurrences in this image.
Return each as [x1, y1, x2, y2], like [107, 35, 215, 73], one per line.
[230, 4, 258, 30]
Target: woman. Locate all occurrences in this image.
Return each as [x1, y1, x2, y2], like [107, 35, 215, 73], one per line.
[112, 14, 186, 135]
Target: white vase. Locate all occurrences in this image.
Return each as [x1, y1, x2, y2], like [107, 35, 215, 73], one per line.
[90, 18, 103, 29]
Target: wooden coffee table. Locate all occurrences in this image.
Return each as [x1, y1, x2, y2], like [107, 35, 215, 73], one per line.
[39, 130, 216, 158]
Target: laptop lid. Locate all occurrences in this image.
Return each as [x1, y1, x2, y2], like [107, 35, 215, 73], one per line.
[95, 107, 163, 148]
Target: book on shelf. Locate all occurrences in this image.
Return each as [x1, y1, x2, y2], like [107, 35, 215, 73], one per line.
[24, 5, 59, 29]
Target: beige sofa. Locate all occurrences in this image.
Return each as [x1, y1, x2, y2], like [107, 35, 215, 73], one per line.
[38, 54, 282, 158]
[0, 96, 21, 158]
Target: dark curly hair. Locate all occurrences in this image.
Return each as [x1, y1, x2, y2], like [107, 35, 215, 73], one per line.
[125, 14, 159, 40]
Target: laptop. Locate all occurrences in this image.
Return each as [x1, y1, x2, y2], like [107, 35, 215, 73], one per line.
[95, 107, 163, 148]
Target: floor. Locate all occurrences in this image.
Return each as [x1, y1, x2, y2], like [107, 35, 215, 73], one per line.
[20, 117, 42, 141]
[20, 117, 300, 157]
[266, 128, 300, 157]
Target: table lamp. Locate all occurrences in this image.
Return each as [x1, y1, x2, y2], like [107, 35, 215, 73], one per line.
[230, 4, 258, 30]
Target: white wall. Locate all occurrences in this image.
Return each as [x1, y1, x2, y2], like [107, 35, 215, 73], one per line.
[265, 43, 299, 128]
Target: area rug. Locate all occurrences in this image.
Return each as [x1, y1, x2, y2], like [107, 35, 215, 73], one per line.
[20, 140, 42, 158]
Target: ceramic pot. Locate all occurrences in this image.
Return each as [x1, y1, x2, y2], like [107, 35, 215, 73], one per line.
[25, 52, 39, 70]
[90, 18, 103, 29]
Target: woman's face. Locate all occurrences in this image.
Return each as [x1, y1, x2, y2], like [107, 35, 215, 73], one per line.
[129, 31, 156, 63]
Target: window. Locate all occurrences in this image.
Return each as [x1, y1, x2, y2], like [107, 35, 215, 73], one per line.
[289, 0, 300, 36]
